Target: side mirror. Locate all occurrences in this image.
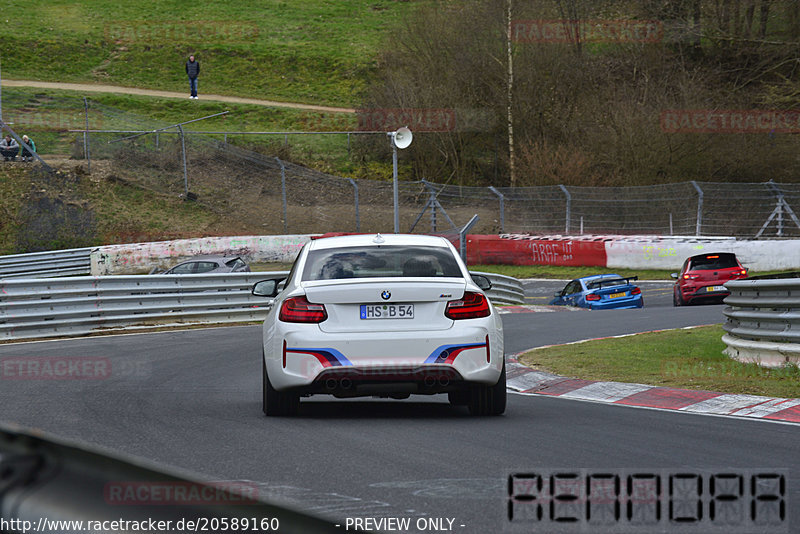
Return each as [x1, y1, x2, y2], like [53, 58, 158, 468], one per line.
[470, 274, 492, 291]
[554, 292, 562, 298]
[252, 278, 284, 297]
[670, 273, 678, 279]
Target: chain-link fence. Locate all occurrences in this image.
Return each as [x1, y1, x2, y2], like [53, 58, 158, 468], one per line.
[11, 93, 800, 239]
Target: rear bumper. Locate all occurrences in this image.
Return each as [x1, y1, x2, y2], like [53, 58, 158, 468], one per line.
[680, 283, 730, 303]
[264, 323, 503, 391]
[588, 296, 643, 310]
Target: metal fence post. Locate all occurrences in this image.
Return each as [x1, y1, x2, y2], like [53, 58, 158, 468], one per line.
[459, 215, 480, 263]
[559, 184, 571, 234]
[276, 158, 287, 233]
[83, 97, 91, 173]
[488, 186, 505, 233]
[178, 124, 188, 198]
[346, 178, 360, 232]
[691, 181, 703, 236]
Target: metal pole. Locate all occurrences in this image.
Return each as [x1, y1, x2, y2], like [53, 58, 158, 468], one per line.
[580, 216, 584, 235]
[346, 178, 360, 232]
[559, 184, 571, 234]
[669, 213, 673, 236]
[83, 97, 91, 173]
[767, 180, 784, 237]
[178, 124, 188, 198]
[488, 186, 505, 233]
[459, 214, 480, 263]
[392, 138, 399, 234]
[276, 158, 287, 233]
[691, 181, 703, 236]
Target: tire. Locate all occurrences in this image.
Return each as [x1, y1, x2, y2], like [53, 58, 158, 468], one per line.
[262, 355, 299, 416]
[467, 361, 506, 416]
[448, 390, 469, 406]
[673, 288, 684, 307]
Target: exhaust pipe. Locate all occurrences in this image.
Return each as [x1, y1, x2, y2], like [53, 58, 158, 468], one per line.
[423, 375, 436, 387]
[438, 376, 450, 387]
[340, 378, 352, 390]
[325, 378, 338, 390]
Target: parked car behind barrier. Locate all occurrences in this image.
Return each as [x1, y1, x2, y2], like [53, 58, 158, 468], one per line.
[153, 255, 251, 275]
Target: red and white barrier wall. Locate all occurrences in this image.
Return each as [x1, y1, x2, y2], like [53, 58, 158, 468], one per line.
[91, 233, 800, 275]
[468, 234, 800, 272]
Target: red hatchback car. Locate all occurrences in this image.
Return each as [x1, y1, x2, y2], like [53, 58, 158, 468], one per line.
[672, 252, 748, 306]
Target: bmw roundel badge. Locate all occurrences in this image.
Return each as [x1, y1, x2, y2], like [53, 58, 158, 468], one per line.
[381, 291, 391, 300]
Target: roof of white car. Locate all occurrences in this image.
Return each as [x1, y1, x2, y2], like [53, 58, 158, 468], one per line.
[309, 233, 453, 250]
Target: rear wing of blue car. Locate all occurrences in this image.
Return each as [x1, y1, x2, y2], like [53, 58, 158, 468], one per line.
[588, 276, 639, 290]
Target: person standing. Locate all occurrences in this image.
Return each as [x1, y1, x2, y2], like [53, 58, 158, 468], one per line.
[185, 54, 200, 99]
[20, 135, 36, 161]
[0, 134, 19, 161]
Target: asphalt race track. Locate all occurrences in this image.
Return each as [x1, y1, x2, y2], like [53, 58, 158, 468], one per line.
[1, 280, 798, 533]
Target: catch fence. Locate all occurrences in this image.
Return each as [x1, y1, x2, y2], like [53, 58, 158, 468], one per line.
[6, 91, 800, 239]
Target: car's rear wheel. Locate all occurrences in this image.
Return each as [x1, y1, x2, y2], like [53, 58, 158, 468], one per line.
[262, 356, 299, 416]
[467, 361, 506, 416]
[448, 390, 469, 406]
[673, 288, 685, 307]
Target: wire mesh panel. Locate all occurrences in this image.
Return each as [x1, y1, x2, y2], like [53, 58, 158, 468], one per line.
[58, 97, 800, 239]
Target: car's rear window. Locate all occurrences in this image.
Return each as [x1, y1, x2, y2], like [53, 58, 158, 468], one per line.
[689, 254, 738, 270]
[302, 246, 463, 281]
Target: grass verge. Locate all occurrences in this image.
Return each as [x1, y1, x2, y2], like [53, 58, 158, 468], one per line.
[519, 325, 800, 398]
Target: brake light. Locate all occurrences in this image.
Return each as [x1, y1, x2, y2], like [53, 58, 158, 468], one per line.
[706, 255, 719, 259]
[683, 274, 699, 280]
[445, 291, 490, 319]
[279, 296, 327, 323]
[737, 269, 747, 276]
[631, 287, 641, 295]
[586, 293, 601, 301]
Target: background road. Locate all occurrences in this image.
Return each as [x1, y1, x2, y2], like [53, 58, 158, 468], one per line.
[1, 280, 797, 532]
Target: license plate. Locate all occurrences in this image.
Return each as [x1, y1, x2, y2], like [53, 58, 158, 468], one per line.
[609, 292, 626, 299]
[360, 304, 414, 319]
[707, 285, 727, 292]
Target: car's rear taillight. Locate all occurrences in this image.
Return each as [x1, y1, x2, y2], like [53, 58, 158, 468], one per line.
[586, 293, 601, 301]
[279, 296, 327, 323]
[445, 292, 490, 319]
[683, 274, 699, 280]
[631, 287, 641, 295]
[737, 269, 747, 276]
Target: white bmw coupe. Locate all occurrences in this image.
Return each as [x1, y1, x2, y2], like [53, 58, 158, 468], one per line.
[252, 233, 506, 416]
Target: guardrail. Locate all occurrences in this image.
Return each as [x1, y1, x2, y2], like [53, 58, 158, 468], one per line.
[471, 271, 525, 305]
[1, 271, 522, 340]
[0, 272, 289, 340]
[0, 248, 92, 279]
[722, 274, 800, 367]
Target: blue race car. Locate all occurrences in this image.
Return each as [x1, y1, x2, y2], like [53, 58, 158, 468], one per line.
[550, 274, 643, 310]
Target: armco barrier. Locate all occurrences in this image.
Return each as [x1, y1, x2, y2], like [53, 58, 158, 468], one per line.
[0, 248, 92, 279]
[471, 271, 524, 304]
[0, 272, 287, 340]
[0, 271, 521, 340]
[722, 276, 800, 367]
